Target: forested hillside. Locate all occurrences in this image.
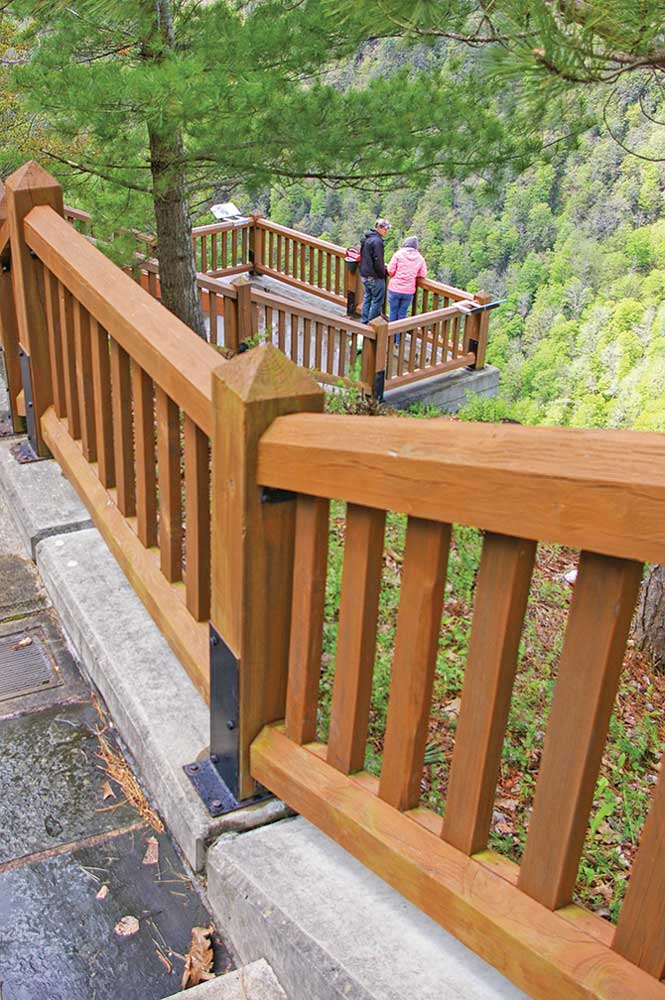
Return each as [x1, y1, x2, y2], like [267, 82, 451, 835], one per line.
[267, 73, 665, 432]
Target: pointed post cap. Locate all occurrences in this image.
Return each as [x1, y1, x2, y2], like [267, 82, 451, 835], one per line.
[4, 160, 62, 196]
[213, 342, 324, 407]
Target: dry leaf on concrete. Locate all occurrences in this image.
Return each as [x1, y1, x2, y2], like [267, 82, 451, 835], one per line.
[101, 781, 115, 801]
[143, 836, 160, 866]
[96, 885, 109, 901]
[181, 925, 215, 989]
[115, 915, 140, 937]
[12, 636, 32, 650]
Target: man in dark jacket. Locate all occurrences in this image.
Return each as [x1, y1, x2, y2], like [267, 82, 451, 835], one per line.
[360, 218, 391, 324]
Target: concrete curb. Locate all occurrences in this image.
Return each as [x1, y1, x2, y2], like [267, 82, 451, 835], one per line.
[0, 440, 289, 871]
[164, 959, 287, 999]
[385, 363, 500, 413]
[207, 818, 526, 1000]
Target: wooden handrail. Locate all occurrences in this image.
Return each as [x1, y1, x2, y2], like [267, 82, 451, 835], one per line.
[387, 302, 471, 336]
[192, 220, 249, 237]
[257, 218, 347, 257]
[257, 415, 665, 564]
[63, 205, 93, 225]
[250, 285, 373, 338]
[24, 204, 221, 437]
[416, 275, 475, 303]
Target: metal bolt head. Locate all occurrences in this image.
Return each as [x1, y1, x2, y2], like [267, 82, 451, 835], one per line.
[211, 799, 223, 810]
[189, 763, 200, 773]
[210, 754, 219, 763]
[210, 634, 219, 647]
[226, 720, 236, 730]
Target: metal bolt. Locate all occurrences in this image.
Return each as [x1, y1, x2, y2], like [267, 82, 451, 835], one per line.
[189, 763, 200, 773]
[210, 754, 219, 763]
[211, 799, 223, 810]
[226, 720, 236, 730]
[210, 634, 219, 647]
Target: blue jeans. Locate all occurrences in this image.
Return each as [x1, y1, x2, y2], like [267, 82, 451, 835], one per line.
[388, 291, 413, 345]
[360, 277, 386, 324]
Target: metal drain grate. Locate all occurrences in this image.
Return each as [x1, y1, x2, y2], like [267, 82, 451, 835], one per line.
[0, 631, 60, 702]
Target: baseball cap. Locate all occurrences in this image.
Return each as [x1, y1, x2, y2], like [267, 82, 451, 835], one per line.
[376, 218, 391, 230]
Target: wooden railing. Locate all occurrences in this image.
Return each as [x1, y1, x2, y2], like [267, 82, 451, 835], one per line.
[3, 163, 665, 999]
[192, 219, 252, 278]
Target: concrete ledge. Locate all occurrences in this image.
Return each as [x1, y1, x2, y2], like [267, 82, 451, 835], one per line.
[35, 528, 288, 871]
[207, 817, 526, 1000]
[0, 439, 92, 558]
[385, 363, 500, 413]
[165, 959, 287, 999]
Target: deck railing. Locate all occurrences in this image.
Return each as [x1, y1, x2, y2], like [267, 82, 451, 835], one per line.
[2, 163, 665, 1000]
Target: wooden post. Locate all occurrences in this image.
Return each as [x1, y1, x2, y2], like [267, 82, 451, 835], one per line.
[467, 290, 492, 370]
[0, 184, 24, 433]
[5, 162, 64, 456]
[233, 275, 253, 347]
[210, 343, 324, 800]
[249, 213, 264, 274]
[369, 316, 389, 401]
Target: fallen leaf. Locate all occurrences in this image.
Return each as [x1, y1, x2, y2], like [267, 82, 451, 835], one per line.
[143, 836, 159, 866]
[181, 925, 215, 989]
[101, 781, 115, 801]
[115, 915, 140, 937]
[495, 820, 513, 836]
[12, 636, 33, 650]
[96, 885, 109, 901]
[443, 697, 461, 717]
[496, 797, 518, 812]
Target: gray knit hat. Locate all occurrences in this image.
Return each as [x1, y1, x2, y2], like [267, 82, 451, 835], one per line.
[403, 236, 419, 249]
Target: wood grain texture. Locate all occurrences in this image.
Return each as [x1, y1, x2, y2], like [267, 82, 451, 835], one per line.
[211, 344, 324, 798]
[184, 415, 210, 621]
[24, 205, 220, 436]
[518, 552, 643, 910]
[0, 237, 23, 432]
[5, 162, 64, 455]
[58, 283, 80, 440]
[257, 414, 665, 564]
[613, 771, 665, 977]
[251, 725, 665, 1000]
[378, 518, 450, 810]
[109, 338, 135, 517]
[41, 406, 208, 700]
[72, 300, 97, 462]
[131, 364, 157, 547]
[89, 319, 115, 489]
[285, 495, 330, 745]
[327, 504, 386, 774]
[442, 534, 536, 854]
[155, 386, 182, 583]
[42, 267, 66, 420]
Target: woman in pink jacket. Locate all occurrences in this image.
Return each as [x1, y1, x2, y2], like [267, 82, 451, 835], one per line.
[386, 236, 428, 327]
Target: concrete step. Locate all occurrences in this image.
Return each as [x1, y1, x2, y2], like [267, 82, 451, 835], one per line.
[164, 959, 287, 999]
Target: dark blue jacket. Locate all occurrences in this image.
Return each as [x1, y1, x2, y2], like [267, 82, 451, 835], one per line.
[360, 229, 387, 280]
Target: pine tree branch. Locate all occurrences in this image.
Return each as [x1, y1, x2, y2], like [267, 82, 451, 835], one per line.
[40, 149, 153, 192]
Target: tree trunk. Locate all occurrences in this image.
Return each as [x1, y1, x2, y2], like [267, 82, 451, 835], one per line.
[634, 565, 665, 672]
[148, 125, 206, 338]
[144, 0, 205, 338]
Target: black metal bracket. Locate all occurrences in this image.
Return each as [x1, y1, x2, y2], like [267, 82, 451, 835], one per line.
[374, 368, 385, 402]
[346, 290, 357, 316]
[18, 348, 45, 460]
[261, 486, 296, 504]
[466, 298, 507, 315]
[183, 624, 273, 817]
[466, 337, 479, 371]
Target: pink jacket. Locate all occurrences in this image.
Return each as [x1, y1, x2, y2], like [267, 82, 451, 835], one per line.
[387, 247, 427, 294]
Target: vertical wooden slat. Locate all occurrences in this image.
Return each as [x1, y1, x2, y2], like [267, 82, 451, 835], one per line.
[442, 534, 537, 854]
[517, 552, 644, 910]
[326, 326, 335, 373]
[59, 284, 80, 439]
[290, 316, 299, 363]
[109, 338, 135, 516]
[132, 364, 157, 547]
[72, 300, 97, 461]
[221, 230, 228, 269]
[379, 518, 451, 810]
[155, 386, 182, 583]
[397, 331, 406, 376]
[308, 246, 315, 286]
[278, 310, 286, 353]
[184, 415, 210, 621]
[43, 268, 66, 418]
[231, 228, 238, 267]
[613, 772, 665, 977]
[407, 329, 417, 372]
[148, 269, 158, 299]
[327, 504, 386, 774]
[315, 323, 323, 370]
[300, 244, 306, 285]
[209, 292, 218, 346]
[265, 306, 274, 344]
[211, 231, 218, 272]
[317, 249, 323, 290]
[285, 495, 330, 744]
[303, 317, 311, 368]
[201, 233, 208, 273]
[89, 319, 115, 489]
[338, 331, 347, 377]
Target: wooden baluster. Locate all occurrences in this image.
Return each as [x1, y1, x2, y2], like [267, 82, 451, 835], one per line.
[326, 325, 335, 373]
[379, 518, 450, 810]
[518, 552, 643, 909]
[407, 328, 417, 372]
[338, 330, 347, 378]
[221, 230, 228, 269]
[278, 310, 286, 353]
[418, 323, 428, 369]
[308, 245, 315, 286]
[303, 317, 311, 368]
[265, 305, 274, 344]
[451, 316, 459, 359]
[132, 364, 157, 548]
[89, 319, 115, 489]
[110, 338, 135, 516]
[300, 244, 306, 285]
[231, 228, 238, 267]
[613, 772, 665, 977]
[314, 322, 323, 369]
[267, 229, 274, 269]
[327, 504, 386, 773]
[334, 257, 342, 295]
[325, 252, 332, 292]
[43, 268, 65, 419]
[148, 269, 158, 299]
[397, 330, 406, 376]
[276, 234, 282, 272]
[59, 284, 80, 439]
[317, 249, 323, 290]
[209, 291, 218, 346]
[72, 300, 97, 461]
[442, 534, 536, 853]
[285, 495, 330, 744]
[211, 231, 218, 272]
[184, 415, 210, 621]
[430, 318, 440, 367]
[350, 332, 358, 370]
[242, 226, 249, 264]
[155, 386, 182, 583]
[290, 316, 299, 364]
